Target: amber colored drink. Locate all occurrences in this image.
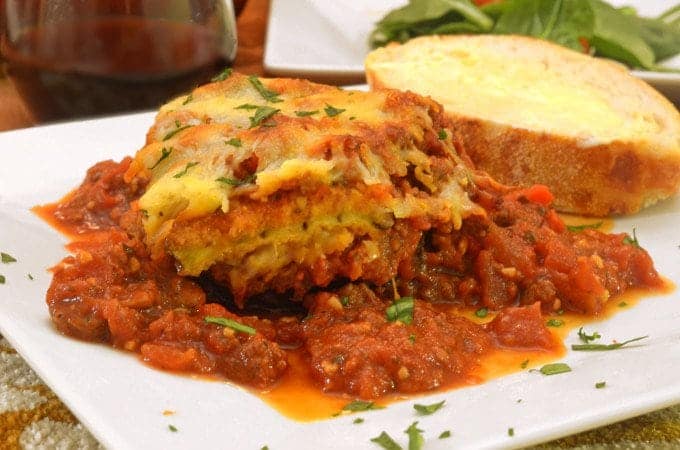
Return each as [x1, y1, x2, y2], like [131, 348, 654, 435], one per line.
[2, 17, 234, 121]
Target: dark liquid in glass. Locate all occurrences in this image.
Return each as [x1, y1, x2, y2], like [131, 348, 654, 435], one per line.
[2, 17, 233, 121]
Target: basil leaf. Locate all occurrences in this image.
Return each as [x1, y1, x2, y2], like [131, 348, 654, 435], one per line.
[475, 307, 488, 318]
[235, 103, 260, 110]
[182, 93, 193, 105]
[439, 430, 451, 439]
[216, 174, 255, 186]
[595, 381, 606, 389]
[413, 400, 445, 415]
[342, 400, 384, 412]
[295, 110, 319, 117]
[324, 104, 346, 117]
[371, 431, 403, 450]
[204, 316, 256, 335]
[386, 297, 415, 325]
[566, 222, 602, 232]
[149, 147, 172, 169]
[577, 327, 601, 343]
[622, 227, 640, 247]
[405, 422, 424, 450]
[0, 274, 5, 284]
[248, 75, 283, 103]
[1, 252, 17, 264]
[225, 138, 242, 147]
[211, 67, 233, 82]
[572, 335, 648, 351]
[163, 124, 192, 141]
[546, 318, 564, 327]
[249, 106, 280, 128]
[172, 162, 199, 178]
[539, 362, 572, 375]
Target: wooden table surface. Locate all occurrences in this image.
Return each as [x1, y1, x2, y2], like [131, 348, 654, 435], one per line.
[1, 1, 680, 448]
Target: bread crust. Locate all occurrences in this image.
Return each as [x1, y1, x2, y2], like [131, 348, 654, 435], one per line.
[366, 35, 680, 216]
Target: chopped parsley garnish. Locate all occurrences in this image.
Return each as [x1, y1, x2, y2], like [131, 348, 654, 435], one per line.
[342, 400, 384, 412]
[340, 295, 350, 307]
[405, 422, 424, 450]
[413, 400, 445, 415]
[520, 359, 529, 369]
[619, 301, 628, 308]
[386, 297, 414, 325]
[225, 138, 242, 147]
[539, 363, 572, 375]
[439, 430, 451, 439]
[370, 431, 402, 450]
[0, 275, 5, 284]
[27, 273, 33, 280]
[163, 124, 192, 141]
[623, 227, 640, 247]
[216, 174, 255, 186]
[577, 327, 601, 343]
[438, 129, 447, 140]
[235, 103, 260, 110]
[474, 307, 488, 318]
[294, 110, 319, 117]
[408, 334, 416, 344]
[204, 316, 256, 335]
[508, 427, 515, 437]
[353, 417, 365, 424]
[261, 447, 269, 450]
[168, 424, 178, 432]
[572, 335, 648, 351]
[249, 106, 280, 128]
[1, 252, 17, 263]
[182, 93, 193, 105]
[248, 75, 282, 103]
[172, 162, 199, 178]
[566, 222, 603, 232]
[595, 381, 606, 389]
[324, 104, 346, 117]
[149, 147, 172, 169]
[546, 319, 564, 327]
[211, 67, 233, 82]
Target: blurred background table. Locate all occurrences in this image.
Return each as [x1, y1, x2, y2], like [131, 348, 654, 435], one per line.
[1, 0, 680, 449]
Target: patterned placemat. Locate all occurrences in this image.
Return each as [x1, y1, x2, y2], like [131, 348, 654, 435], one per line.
[2, 333, 679, 449]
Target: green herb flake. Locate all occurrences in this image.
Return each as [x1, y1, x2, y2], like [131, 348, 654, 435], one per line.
[340, 296, 350, 307]
[204, 316, 256, 335]
[0, 275, 5, 284]
[163, 124, 192, 141]
[353, 417, 365, 424]
[248, 75, 283, 103]
[439, 430, 451, 439]
[577, 327, 601, 343]
[508, 427, 515, 437]
[595, 381, 607, 389]
[386, 296, 415, 325]
[474, 307, 488, 318]
[235, 103, 260, 110]
[1, 252, 17, 264]
[172, 162, 199, 178]
[168, 424, 178, 432]
[261, 447, 269, 450]
[249, 106, 280, 128]
[211, 67, 233, 82]
[324, 104, 346, 117]
[342, 400, 384, 412]
[619, 301, 628, 308]
[295, 110, 319, 117]
[27, 273, 34, 280]
[405, 421, 424, 450]
[546, 318, 564, 327]
[520, 359, 529, 369]
[370, 431, 402, 450]
[539, 362, 572, 375]
[408, 334, 416, 344]
[225, 138, 242, 147]
[572, 335, 648, 351]
[623, 228, 640, 247]
[566, 222, 603, 232]
[182, 93, 193, 105]
[413, 399, 445, 415]
[216, 174, 255, 186]
[149, 147, 173, 169]
[438, 129, 447, 140]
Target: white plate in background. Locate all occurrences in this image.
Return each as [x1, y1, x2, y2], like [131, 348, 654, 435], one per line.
[264, 0, 680, 102]
[0, 109, 680, 449]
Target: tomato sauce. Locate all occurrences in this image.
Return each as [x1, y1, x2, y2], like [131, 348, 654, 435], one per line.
[36, 158, 665, 418]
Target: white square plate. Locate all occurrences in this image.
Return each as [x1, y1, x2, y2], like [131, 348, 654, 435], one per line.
[1, 112, 680, 449]
[264, 0, 680, 102]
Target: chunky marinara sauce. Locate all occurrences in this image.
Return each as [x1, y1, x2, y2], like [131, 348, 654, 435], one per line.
[37, 157, 663, 415]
